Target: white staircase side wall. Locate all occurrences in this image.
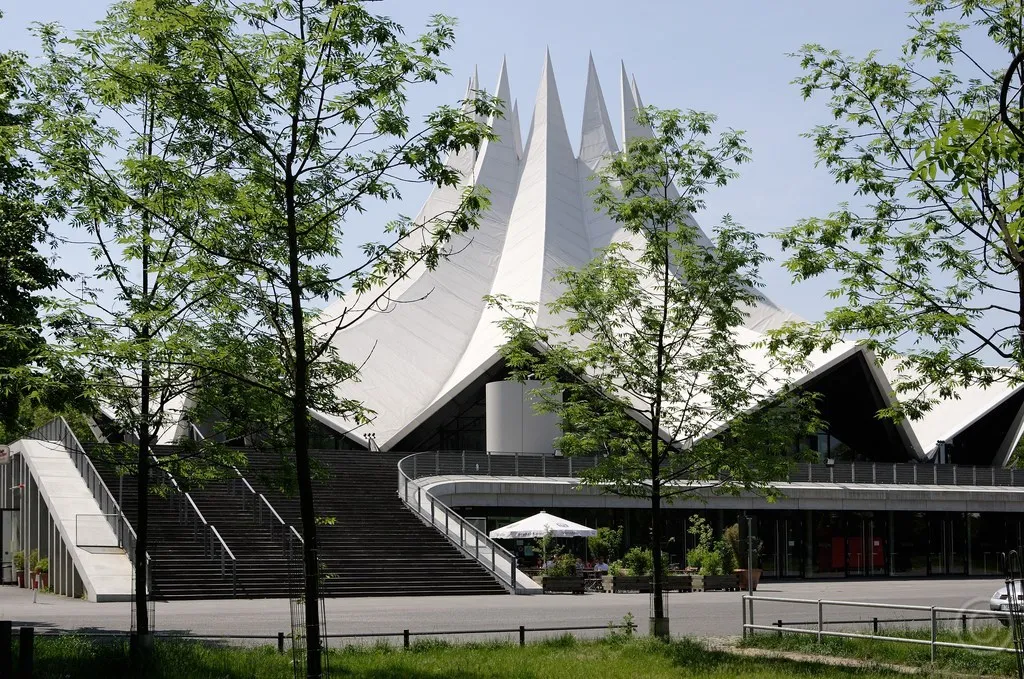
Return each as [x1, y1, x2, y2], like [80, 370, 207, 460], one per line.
[12, 439, 133, 601]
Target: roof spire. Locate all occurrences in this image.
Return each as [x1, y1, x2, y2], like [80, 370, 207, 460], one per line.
[580, 52, 618, 169]
[533, 48, 573, 155]
[620, 61, 651, 146]
[472, 57, 521, 218]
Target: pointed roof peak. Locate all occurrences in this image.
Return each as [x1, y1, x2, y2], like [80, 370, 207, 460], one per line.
[621, 62, 651, 145]
[631, 74, 645, 109]
[494, 57, 511, 105]
[580, 53, 618, 168]
[531, 49, 570, 154]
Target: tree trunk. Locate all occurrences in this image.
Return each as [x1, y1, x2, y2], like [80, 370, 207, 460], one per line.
[650, 439, 668, 639]
[285, 175, 323, 679]
[135, 383, 150, 642]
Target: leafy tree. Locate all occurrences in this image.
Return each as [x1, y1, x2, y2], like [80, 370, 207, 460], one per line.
[774, 1, 1024, 419]
[587, 525, 624, 561]
[29, 2, 244, 646]
[0, 12, 69, 435]
[490, 108, 818, 639]
[149, 2, 497, 675]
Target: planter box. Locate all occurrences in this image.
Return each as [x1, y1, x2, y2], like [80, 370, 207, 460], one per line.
[695, 574, 740, 591]
[603, 575, 649, 593]
[735, 568, 762, 591]
[541, 576, 584, 594]
[602, 574, 695, 593]
[664, 574, 695, 592]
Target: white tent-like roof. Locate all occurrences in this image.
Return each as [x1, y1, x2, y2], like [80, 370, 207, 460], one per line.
[303, 53, 1024, 465]
[489, 511, 596, 539]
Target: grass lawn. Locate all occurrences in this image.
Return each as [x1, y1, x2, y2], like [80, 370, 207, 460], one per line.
[22, 634, 915, 679]
[741, 625, 1019, 677]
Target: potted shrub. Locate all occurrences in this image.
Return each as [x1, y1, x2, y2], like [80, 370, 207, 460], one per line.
[726, 522, 763, 591]
[604, 547, 677, 592]
[34, 557, 49, 591]
[686, 516, 740, 591]
[540, 553, 584, 594]
[12, 551, 25, 588]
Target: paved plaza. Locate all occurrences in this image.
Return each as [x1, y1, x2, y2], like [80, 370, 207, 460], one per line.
[0, 578, 1007, 644]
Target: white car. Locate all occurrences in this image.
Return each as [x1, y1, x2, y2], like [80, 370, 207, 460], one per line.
[990, 583, 1024, 624]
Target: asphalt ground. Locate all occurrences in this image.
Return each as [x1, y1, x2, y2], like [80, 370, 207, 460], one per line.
[0, 577, 1008, 645]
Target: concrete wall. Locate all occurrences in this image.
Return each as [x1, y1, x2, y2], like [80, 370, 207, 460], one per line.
[1, 440, 132, 601]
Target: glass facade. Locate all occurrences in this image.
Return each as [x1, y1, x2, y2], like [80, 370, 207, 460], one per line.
[462, 505, 1024, 579]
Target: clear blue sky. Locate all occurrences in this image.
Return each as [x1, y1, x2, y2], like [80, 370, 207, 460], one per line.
[0, 1, 949, 321]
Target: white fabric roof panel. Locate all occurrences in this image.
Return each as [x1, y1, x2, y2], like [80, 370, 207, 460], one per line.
[310, 55, 1023, 462]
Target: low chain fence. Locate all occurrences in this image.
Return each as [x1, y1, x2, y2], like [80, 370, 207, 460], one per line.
[1, 619, 639, 674]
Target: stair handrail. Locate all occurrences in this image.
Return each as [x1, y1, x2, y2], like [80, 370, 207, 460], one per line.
[397, 453, 520, 594]
[209, 524, 237, 597]
[228, 464, 289, 542]
[150, 450, 238, 595]
[24, 417, 139, 563]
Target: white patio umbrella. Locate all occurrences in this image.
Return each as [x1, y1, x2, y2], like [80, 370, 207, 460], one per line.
[489, 511, 597, 539]
[490, 511, 596, 566]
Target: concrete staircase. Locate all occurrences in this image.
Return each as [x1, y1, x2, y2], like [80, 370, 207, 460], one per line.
[88, 446, 506, 599]
[91, 461, 239, 601]
[243, 448, 508, 597]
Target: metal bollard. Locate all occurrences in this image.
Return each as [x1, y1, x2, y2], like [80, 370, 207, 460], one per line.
[519, 625, 526, 647]
[776, 620, 782, 638]
[817, 600, 823, 643]
[873, 617, 878, 635]
[18, 626, 33, 679]
[403, 629, 410, 649]
[962, 614, 968, 635]
[278, 632, 285, 654]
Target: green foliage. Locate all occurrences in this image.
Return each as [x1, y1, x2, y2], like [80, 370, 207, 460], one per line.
[686, 515, 734, 575]
[620, 546, 669, 576]
[587, 525, 624, 561]
[489, 106, 820, 628]
[18, 635, 911, 679]
[543, 553, 577, 577]
[607, 612, 637, 640]
[776, 1, 1024, 412]
[723, 523, 741, 568]
[0, 12, 70, 432]
[35, 557, 48, 574]
[12, 550, 23, 570]
[532, 529, 562, 561]
[622, 546, 652, 576]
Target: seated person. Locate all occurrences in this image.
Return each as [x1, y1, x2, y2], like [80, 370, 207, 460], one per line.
[594, 558, 609, 573]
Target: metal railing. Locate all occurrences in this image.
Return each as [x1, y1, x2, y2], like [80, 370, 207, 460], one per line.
[228, 466, 289, 545]
[788, 461, 1024, 487]
[398, 453, 524, 594]
[25, 418, 139, 562]
[185, 422, 293, 548]
[741, 595, 1015, 661]
[400, 450, 1024, 490]
[401, 450, 599, 481]
[151, 453, 238, 595]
